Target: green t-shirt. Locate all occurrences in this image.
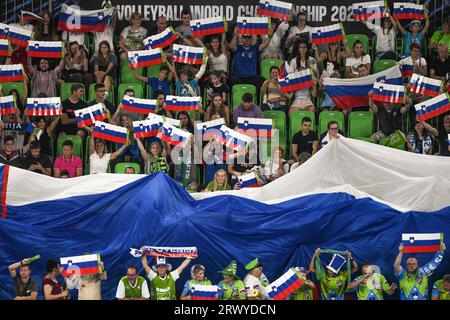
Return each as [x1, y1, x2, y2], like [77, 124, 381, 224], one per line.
[318, 272, 348, 300]
[432, 280, 450, 300]
[121, 276, 146, 299]
[351, 273, 390, 300]
[292, 284, 314, 300]
[148, 270, 179, 300]
[430, 31, 450, 53]
[205, 181, 231, 191]
[218, 280, 246, 300]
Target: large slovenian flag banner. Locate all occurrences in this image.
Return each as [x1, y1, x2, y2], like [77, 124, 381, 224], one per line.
[196, 118, 226, 140]
[74, 104, 106, 128]
[190, 285, 218, 300]
[57, 4, 115, 33]
[132, 119, 161, 138]
[172, 44, 206, 65]
[312, 23, 345, 45]
[0, 96, 16, 115]
[28, 41, 64, 59]
[157, 122, 192, 147]
[0, 39, 11, 57]
[164, 95, 201, 111]
[414, 93, 450, 121]
[26, 97, 62, 117]
[144, 27, 177, 49]
[393, 3, 425, 20]
[20, 10, 45, 23]
[237, 117, 273, 138]
[265, 268, 303, 300]
[399, 57, 413, 77]
[402, 233, 443, 253]
[0, 64, 26, 83]
[324, 65, 402, 109]
[372, 82, 405, 104]
[256, 0, 293, 21]
[408, 74, 443, 98]
[60, 254, 101, 277]
[352, 1, 386, 21]
[238, 172, 259, 188]
[190, 17, 227, 37]
[217, 125, 254, 153]
[0, 23, 33, 48]
[121, 95, 157, 114]
[279, 69, 315, 93]
[236, 17, 270, 35]
[128, 48, 164, 69]
[93, 121, 128, 144]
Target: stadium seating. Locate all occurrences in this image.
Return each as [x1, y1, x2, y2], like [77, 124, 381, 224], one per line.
[231, 84, 257, 110]
[318, 110, 345, 135]
[120, 61, 144, 84]
[1, 81, 25, 98]
[260, 59, 283, 80]
[115, 162, 141, 174]
[288, 110, 316, 157]
[117, 83, 144, 103]
[88, 83, 115, 104]
[373, 59, 397, 73]
[348, 111, 374, 142]
[60, 83, 86, 102]
[346, 34, 370, 55]
[263, 110, 286, 149]
[56, 135, 83, 159]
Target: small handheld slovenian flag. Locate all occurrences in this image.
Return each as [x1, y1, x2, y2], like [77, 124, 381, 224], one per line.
[399, 57, 413, 77]
[93, 121, 128, 144]
[0, 39, 11, 57]
[157, 122, 192, 147]
[146, 113, 181, 128]
[164, 95, 201, 111]
[190, 17, 227, 38]
[402, 233, 443, 253]
[144, 27, 177, 49]
[393, 3, 425, 20]
[195, 118, 225, 140]
[0, 64, 26, 82]
[326, 253, 347, 274]
[26, 97, 62, 117]
[352, 1, 386, 21]
[0, 23, 33, 48]
[0, 96, 16, 115]
[408, 74, 443, 98]
[372, 82, 405, 104]
[60, 254, 101, 277]
[190, 285, 218, 300]
[265, 268, 303, 300]
[256, 0, 293, 21]
[128, 48, 164, 69]
[57, 4, 115, 33]
[414, 93, 450, 121]
[238, 172, 259, 188]
[121, 95, 157, 114]
[75, 104, 106, 128]
[28, 41, 64, 59]
[172, 44, 206, 65]
[312, 23, 345, 45]
[236, 17, 270, 35]
[279, 69, 315, 93]
[133, 119, 161, 138]
[217, 125, 253, 153]
[237, 117, 273, 138]
[20, 10, 45, 23]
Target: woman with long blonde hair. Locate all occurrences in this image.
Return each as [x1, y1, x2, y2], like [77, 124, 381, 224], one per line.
[203, 169, 231, 192]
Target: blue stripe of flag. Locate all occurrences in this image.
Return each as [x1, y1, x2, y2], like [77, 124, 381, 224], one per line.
[173, 51, 203, 59]
[0, 69, 24, 77]
[237, 22, 268, 30]
[27, 103, 59, 111]
[373, 88, 405, 98]
[268, 273, 299, 299]
[94, 126, 127, 139]
[29, 46, 62, 53]
[0, 30, 30, 42]
[414, 82, 441, 93]
[130, 53, 162, 63]
[263, 4, 291, 15]
[403, 239, 441, 247]
[61, 260, 98, 269]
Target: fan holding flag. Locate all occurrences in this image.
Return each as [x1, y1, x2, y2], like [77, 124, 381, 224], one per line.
[290, 267, 316, 300]
[394, 240, 446, 300]
[217, 260, 246, 300]
[347, 263, 397, 300]
[180, 264, 214, 300]
[136, 138, 169, 174]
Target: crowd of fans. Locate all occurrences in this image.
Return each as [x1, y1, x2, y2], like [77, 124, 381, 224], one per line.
[0, 6, 449, 192]
[7, 242, 448, 300]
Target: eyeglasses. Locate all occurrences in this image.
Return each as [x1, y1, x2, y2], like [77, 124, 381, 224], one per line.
[5, 142, 13, 146]
[127, 273, 137, 276]
[329, 127, 338, 131]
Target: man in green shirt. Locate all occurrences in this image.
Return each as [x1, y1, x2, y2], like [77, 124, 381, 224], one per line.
[217, 260, 246, 300]
[432, 274, 450, 300]
[115, 265, 150, 300]
[347, 263, 397, 300]
[141, 251, 192, 300]
[429, 18, 450, 54]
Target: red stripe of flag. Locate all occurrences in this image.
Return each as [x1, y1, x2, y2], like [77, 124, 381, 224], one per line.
[0, 74, 24, 82]
[411, 87, 440, 97]
[173, 57, 203, 65]
[192, 26, 226, 37]
[28, 51, 63, 58]
[237, 28, 268, 35]
[1, 165, 9, 219]
[93, 132, 127, 144]
[371, 94, 404, 104]
[280, 80, 314, 93]
[164, 105, 198, 111]
[272, 278, 303, 300]
[156, 35, 177, 49]
[191, 296, 217, 300]
[354, 12, 384, 20]
[394, 13, 425, 20]
[134, 130, 159, 139]
[0, 50, 9, 56]
[403, 245, 442, 253]
[1, 107, 17, 115]
[62, 266, 100, 277]
[121, 105, 154, 114]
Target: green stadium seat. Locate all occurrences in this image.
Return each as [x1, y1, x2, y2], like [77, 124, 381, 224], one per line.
[373, 59, 397, 73]
[120, 61, 144, 84]
[260, 59, 283, 80]
[348, 111, 374, 142]
[318, 110, 345, 135]
[115, 162, 141, 174]
[56, 135, 83, 159]
[346, 34, 370, 55]
[84, 33, 94, 56]
[60, 83, 86, 102]
[147, 64, 162, 78]
[117, 83, 144, 103]
[289, 110, 315, 143]
[231, 84, 257, 110]
[1, 82, 25, 98]
[263, 110, 286, 149]
[88, 83, 115, 104]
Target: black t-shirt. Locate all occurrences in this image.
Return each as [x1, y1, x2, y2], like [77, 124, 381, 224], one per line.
[88, 99, 117, 117]
[291, 130, 317, 155]
[206, 83, 229, 101]
[14, 275, 38, 297]
[60, 98, 88, 135]
[377, 107, 402, 136]
[438, 122, 450, 157]
[22, 153, 53, 174]
[430, 56, 450, 78]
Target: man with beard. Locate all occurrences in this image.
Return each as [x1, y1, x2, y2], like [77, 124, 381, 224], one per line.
[28, 58, 64, 97]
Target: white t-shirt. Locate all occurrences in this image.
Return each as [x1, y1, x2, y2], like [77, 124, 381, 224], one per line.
[261, 22, 290, 59]
[120, 26, 147, 51]
[287, 25, 313, 43]
[62, 31, 85, 47]
[366, 21, 397, 53]
[115, 278, 150, 299]
[262, 159, 289, 179]
[93, 24, 115, 55]
[345, 54, 371, 75]
[146, 269, 180, 282]
[244, 273, 270, 299]
[286, 56, 318, 75]
[89, 152, 111, 174]
[208, 53, 228, 73]
[9, 23, 34, 32]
